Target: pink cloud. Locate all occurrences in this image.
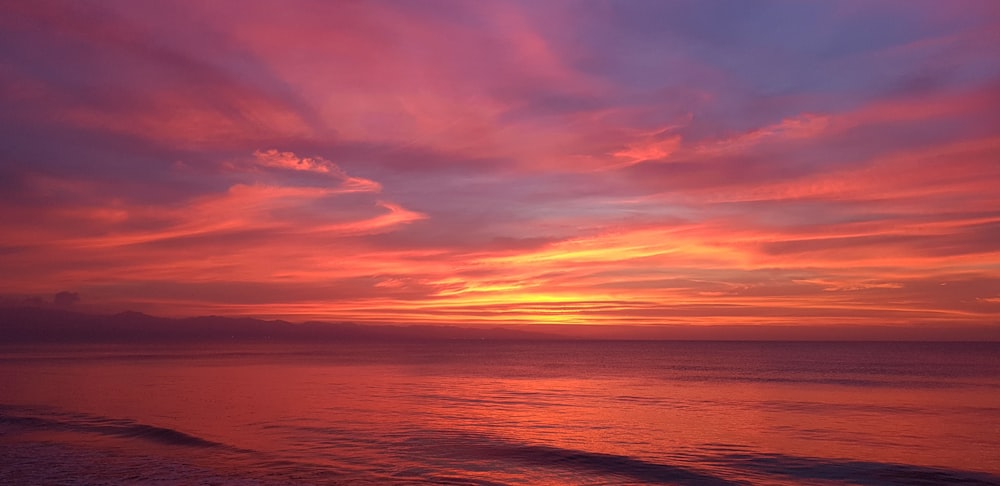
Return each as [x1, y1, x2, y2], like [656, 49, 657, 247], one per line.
[1, 0, 999, 332]
[250, 149, 382, 193]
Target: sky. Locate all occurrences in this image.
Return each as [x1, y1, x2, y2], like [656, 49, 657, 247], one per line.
[1, 0, 999, 334]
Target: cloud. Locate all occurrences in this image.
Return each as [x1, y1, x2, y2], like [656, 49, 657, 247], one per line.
[251, 149, 382, 192]
[0, 1, 999, 330]
[252, 149, 334, 174]
[611, 134, 682, 167]
[53, 291, 80, 307]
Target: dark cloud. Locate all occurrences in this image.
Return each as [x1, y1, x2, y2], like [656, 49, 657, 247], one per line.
[53, 291, 80, 307]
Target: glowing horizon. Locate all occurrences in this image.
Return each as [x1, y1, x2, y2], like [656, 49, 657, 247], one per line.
[1, 1, 999, 331]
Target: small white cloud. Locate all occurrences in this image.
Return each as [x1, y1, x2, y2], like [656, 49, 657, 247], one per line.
[253, 149, 334, 173]
[252, 149, 382, 192]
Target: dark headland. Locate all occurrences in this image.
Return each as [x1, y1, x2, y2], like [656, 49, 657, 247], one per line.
[0, 306, 555, 344]
[2, 306, 998, 343]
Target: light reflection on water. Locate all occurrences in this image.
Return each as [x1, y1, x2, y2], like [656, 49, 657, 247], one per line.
[1, 341, 999, 484]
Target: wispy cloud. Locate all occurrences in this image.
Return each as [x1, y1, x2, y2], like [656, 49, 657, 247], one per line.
[1, 0, 998, 332]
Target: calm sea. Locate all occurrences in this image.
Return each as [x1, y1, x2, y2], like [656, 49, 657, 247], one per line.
[1, 341, 998, 485]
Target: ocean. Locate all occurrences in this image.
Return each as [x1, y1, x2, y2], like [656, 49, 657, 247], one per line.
[1, 341, 998, 485]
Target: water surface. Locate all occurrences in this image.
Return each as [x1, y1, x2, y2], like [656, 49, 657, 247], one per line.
[2, 341, 998, 484]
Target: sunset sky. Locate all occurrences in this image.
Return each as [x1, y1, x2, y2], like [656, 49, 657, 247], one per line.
[2, 0, 999, 332]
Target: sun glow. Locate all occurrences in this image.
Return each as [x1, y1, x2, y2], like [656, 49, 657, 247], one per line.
[1, 1, 998, 334]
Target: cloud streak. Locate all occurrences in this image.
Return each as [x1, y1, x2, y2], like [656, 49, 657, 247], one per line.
[0, 0, 998, 334]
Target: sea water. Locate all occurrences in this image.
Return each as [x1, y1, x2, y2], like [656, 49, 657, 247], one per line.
[1, 341, 998, 485]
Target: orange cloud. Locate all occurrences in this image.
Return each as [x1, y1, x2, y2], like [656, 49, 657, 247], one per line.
[2, 0, 999, 335]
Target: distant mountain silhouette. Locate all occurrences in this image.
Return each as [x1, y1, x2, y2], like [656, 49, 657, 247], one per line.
[0, 307, 556, 343]
[3, 306, 997, 342]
